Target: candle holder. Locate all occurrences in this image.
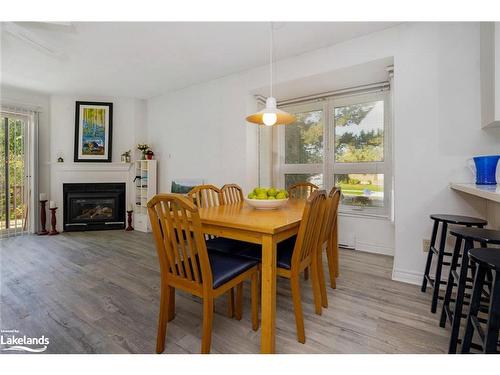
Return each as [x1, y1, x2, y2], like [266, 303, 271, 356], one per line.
[48, 207, 59, 235]
[126, 210, 134, 231]
[38, 200, 49, 235]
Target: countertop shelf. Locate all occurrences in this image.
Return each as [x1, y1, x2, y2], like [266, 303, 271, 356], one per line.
[450, 183, 500, 203]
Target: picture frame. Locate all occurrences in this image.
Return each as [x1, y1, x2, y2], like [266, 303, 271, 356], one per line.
[74, 101, 113, 162]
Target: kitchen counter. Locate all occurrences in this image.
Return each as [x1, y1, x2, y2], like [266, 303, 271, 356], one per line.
[450, 183, 500, 229]
[450, 183, 500, 203]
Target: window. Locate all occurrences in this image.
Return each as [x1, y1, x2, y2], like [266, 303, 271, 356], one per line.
[275, 90, 391, 217]
[1, 113, 29, 236]
[276, 102, 324, 189]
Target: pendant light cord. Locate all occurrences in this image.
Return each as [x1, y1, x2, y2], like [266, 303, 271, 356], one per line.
[269, 22, 274, 99]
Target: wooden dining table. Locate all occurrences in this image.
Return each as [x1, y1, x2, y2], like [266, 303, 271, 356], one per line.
[198, 199, 306, 354]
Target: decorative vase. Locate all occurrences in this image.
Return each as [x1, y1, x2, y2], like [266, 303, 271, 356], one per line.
[146, 154, 153, 160]
[141, 151, 147, 160]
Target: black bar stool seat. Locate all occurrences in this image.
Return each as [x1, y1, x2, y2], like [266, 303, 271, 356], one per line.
[430, 214, 488, 226]
[421, 214, 487, 315]
[440, 227, 500, 353]
[461, 248, 500, 354]
[449, 227, 500, 244]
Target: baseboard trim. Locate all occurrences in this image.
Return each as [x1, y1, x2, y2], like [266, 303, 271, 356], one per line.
[355, 240, 394, 256]
[392, 268, 422, 286]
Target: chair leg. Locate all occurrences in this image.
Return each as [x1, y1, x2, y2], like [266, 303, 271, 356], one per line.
[326, 238, 336, 289]
[156, 283, 172, 354]
[333, 220, 340, 278]
[226, 289, 234, 318]
[304, 267, 309, 280]
[201, 297, 214, 354]
[251, 272, 259, 331]
[440, 236, 462, 327]
[484, 272, 500, 353]
[461, 265, 487, 354]
[448, 240, 471, 354]
[431, 222, 448, 313]
[310, 261, 323, 315]
[235, 283, 243, 321]
[317, 248, 328, 308]
[168, 286, 176, 322]
[421, 220, 439, 292]
[290, 275, 305, 344]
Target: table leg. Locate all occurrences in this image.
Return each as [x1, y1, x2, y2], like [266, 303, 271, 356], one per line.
[261, 234, 277, 354]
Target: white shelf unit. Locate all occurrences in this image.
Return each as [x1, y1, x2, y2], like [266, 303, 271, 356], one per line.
[133, 160, 157, 232]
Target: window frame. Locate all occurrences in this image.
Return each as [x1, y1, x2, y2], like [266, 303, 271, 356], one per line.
[274, 89, 392, 218]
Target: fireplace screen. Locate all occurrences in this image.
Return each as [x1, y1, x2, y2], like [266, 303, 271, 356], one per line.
[63, 183, 126, 231]
[71, 198, 115, 221]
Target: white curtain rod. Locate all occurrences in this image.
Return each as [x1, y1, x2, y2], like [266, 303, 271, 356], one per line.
[254, 81, 390, 107]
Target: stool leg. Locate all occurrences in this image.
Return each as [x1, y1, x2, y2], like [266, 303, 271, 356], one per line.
[484, 272, 500, 353]
[440, 236, 462, 327]
[431, 222, 448, 313]
[448, 239, 472, 353]
[422, 220, 439, 292]
[461, 264, 487, 354]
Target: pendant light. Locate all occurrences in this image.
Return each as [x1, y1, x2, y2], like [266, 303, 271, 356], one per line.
[246, 23, 296, 126]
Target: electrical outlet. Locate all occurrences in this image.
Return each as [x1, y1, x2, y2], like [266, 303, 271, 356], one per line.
[422, 239, 431, 252]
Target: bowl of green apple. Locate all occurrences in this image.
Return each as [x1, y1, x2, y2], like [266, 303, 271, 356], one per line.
[245, 187, 289, 210]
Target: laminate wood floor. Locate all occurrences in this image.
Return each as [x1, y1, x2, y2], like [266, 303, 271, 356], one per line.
[0, 230, 449, 354]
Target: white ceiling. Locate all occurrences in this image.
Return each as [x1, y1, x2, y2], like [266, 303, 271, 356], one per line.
[1, 22, 399, 99]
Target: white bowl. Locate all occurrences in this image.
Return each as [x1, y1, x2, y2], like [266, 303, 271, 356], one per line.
[245, 198, 289, 210]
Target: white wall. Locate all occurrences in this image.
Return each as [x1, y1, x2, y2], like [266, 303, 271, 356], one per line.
[49, 95, 147, 227]
[147, 22, 500, 283]
[392, 23, 500, 283]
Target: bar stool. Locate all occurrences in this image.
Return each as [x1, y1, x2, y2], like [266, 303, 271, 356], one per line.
[461, 248, 500, 354]
[438, 227, 500, 353]
[421, 214, 487, 313]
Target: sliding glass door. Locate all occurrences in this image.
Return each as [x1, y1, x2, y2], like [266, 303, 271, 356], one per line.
[0, 114, 30, 237]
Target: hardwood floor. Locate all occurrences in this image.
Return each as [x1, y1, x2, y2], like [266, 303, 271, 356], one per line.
[0, 230, 449, 353]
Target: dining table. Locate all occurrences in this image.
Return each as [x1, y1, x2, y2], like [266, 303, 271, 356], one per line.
[197, 198, 306, 354]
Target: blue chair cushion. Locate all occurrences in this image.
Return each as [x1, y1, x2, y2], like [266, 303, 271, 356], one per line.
[206, 237, 258, 254]
[236, 235, 297, 270]
[207, 251, 259, 289]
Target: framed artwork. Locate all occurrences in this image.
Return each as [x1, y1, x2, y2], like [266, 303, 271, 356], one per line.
[74, 101, 113, 162]
[171, 178, 205, 194]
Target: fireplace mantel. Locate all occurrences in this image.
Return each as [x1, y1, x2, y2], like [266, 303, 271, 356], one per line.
[50, 162, 133, 172]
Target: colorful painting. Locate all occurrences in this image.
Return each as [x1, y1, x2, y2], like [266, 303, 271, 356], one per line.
[74, 101, 113, 162]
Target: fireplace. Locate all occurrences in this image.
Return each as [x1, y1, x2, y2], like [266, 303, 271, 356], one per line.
[63, 183, 126, 231]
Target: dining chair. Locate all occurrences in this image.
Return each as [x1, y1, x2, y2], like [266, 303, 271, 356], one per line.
[287, 181, 319, 200]
[221, 183, 244, 205]
[187, 184, 255, 319]
[236, 190, 327, 343]
[325, 187, 341, 289]
[315, 187, 341, 308]
[147, 193, 259, 354]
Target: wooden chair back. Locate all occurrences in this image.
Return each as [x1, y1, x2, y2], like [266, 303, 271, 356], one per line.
[323, 187, 341, 244]
[290, 190, 327, 273]
[287, 182, 319, 200]
[187, 184, 223, 208]
[221, 184, 244, 205]
[147, 194, 212, 294]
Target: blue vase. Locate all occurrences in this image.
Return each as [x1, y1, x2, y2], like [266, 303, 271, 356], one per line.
[473, 155, 500, 185]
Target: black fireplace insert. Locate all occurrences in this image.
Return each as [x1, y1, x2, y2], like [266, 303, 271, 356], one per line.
[63, 183, 126, 231]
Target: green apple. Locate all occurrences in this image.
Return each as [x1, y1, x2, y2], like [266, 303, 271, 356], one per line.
[257, 192, 268, 200]
[248, 193, 256, 199]
[267, 187, 277, 197]
[276, 192, 286, 199]
[268, 195, 276, 200]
